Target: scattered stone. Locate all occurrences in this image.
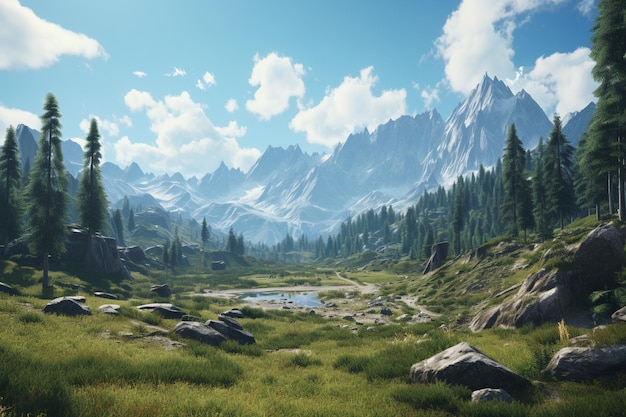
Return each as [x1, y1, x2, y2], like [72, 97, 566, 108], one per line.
[325, 302, 337, 308]
[94, 291, 118, 300]
[343, 315, 355, 322]
[43, 297, 91, 316]
[173, 321, 227, 346]
[471, 388, 513, 403]
[380, 308, 393, 316]
[205, 320, 256, 345]
[99, 304, 121, 315]
[218, 314, 244, 330]
[410, 342, 531, 392]
[222, 308, 246, 319]
[543, 344, 626, 381]
[0, 282, 18, 295]
[137, 303, 187, 319]
[150, 284, 172, 298]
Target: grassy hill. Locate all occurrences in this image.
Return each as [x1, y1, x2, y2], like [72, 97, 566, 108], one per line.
[1, 216, 626, 416]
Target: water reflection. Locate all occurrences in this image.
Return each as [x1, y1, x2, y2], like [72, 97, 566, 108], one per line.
[240, 292, 324, 307]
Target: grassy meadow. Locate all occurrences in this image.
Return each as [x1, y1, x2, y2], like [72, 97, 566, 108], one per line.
[2, 220, 626, 416]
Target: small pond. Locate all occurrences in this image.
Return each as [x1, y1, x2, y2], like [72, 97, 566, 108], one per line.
[240, 292, 324, 307]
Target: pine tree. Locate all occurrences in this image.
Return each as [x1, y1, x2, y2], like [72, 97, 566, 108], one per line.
[586, 0, 626, 220]
[0, 126, 23, 243]
[201, 216, 209, 248]
[227, 228, 237, 253]
[112, 209, 124, 246]
[76, 118, 107, 235]
[532, 138, 550, 240]
[128, 208, 135, 231]
[500, 124, 527, 237]
[544, 115, 576, 229]
[26, 93, 70, 290]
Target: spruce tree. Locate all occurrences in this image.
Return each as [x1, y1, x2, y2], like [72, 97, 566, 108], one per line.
[27, 93, 70, 290]
[76, 118, 107, 235]
[112, 209, 124, 246]
[544, 115, 576, 230]
[585, 0, 626, 220]
[500, 124, 526, 237]
[0, 125, 23, 243]
[532, 138, 550, 240]
[201, 216, 209, 248]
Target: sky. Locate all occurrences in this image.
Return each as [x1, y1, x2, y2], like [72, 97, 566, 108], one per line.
[0, 0, 598, 178]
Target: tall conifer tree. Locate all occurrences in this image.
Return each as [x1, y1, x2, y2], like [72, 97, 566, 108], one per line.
[500, 124, 526, 237]
[27, 93, 69, 290]
[76, 118, 107, 234]
[0, 125, 23, 243]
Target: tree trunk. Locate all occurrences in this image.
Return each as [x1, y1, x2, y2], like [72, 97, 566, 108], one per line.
[596, 202, 601, 222]
[608, 172, 614, 215]
[42, 252, 49, 290]
[620, 135, 626, 222]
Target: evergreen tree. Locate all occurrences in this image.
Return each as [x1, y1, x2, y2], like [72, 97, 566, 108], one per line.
[586, 0, 626, 220]
[128, 208, 135, 231]
[532, 138, 550, 240]
[112, 209, 124, 246]
[201, 216, 209, 248]
[500, 124, 526, 237]
[0, 125, 23, 243]
[27, 93, 70, 290]
[162, 240, 170, 268]
[544, 115, 576, 229]
[76, 118, 107, 234]
[227, 228, 237, 253]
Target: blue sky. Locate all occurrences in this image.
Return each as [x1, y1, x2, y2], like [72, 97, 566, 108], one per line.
[0, 0, 597, 178]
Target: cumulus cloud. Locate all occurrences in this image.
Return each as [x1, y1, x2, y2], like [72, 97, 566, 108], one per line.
[196, 71, 216, 90]
[165, 67, 187, 77]
[246, 52, 306, 120]
[79, 114, 132, 137]
[225, 98, 239, 113]
[436, 0, 566, 95]
[0, 0, 107, 70]
[133, 70, 147, 78]
[577, 0, 595, 16]
[289, 67, 406, 148]
[117, 89, 260, 176]
[508, 47, 597, 116]
[0, 105, 40, 143]
[421, 85, 441, 110]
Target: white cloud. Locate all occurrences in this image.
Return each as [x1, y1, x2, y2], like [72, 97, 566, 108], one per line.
[0, 105, 40, 143]
[118, 90, 260, 176]
[289, 67, 407, 148]
[436, 0, 567, 95]
[246, 52, 306, 120]
[508, 47, 597, 116]
[0, 0, 107, 70]
[133, 70, 147, 78]
[79, 114, 132, 137]
[225, 98, 239, 113]
[421, 85, 441, 110]
[577, 0, 595, 16]
[165, 67, 187, 77]
[196, 71, 216, 90]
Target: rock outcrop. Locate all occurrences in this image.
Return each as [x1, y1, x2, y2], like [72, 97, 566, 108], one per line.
[470, 224, 624, 331]
[410, 342, 530, 392]
[471, 388, 513, 403]
[0, 282, 18, 295]
[543, 344, 626, 381]
[150, 284, 172, 298]
[43, 296, 91, 316]
[64, 227, 130, 279]
[423, 242, 449, 274]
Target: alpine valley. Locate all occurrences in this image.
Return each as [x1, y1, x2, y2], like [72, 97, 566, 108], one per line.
[15, 75, 595, 244]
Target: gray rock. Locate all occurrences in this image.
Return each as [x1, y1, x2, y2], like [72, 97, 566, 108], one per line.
[574, 224, 624, 290]
[611, 306, 626, 323]
[43, 297, 91, 316]
[206, 320, 256, 345]
[0, 282, 18, 295]
[99, 304, 121, 315]
[222, 308, 245, 319]
[63, 227, 130, 279]
[423, 242, 449, 274]
[471, 388, 513, 403]
[218, 314, 244, 330]
[410, 342, 530, 392]
[150, 284, 172, 298]
[94, 291, 118, 300]
[380, 308, 393, 316]
[173, 321, 227, 346]
[543, 344, 626, 381]
[137, 303, 187, 319]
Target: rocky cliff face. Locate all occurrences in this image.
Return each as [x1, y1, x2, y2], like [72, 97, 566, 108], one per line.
[63, 227, 130, 280]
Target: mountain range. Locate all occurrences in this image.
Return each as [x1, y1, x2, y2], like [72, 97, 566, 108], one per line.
[14, 74, 595, 244]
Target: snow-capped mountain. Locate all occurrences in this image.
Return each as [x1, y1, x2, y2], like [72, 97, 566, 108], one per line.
[13, 75, 595, 244]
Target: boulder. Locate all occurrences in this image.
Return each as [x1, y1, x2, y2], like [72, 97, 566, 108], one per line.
[94, 291, 118, 300]
[173, 321, 227, 346]
[574, 224, 624, 291]
[150, 284, 172, 298]
[611, 306, 626, 323]
[543, 344, 626, 381]
[380, 308, 393, 316]
[206, 320, 256, 345]
[0, 281, 18, 295]
[423, 242, 449, 274]
[222, 308, 245, 319]
[119, 245, 146, 264]
[99, 304, 121, 315]
[43, 297, 91, 316]
[63, 227, 130, 279]
[410, 342, 530, 392]
[471, 388, 513, 403]
[137, 303, 187, 319]
[218, 314, 244, 330]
